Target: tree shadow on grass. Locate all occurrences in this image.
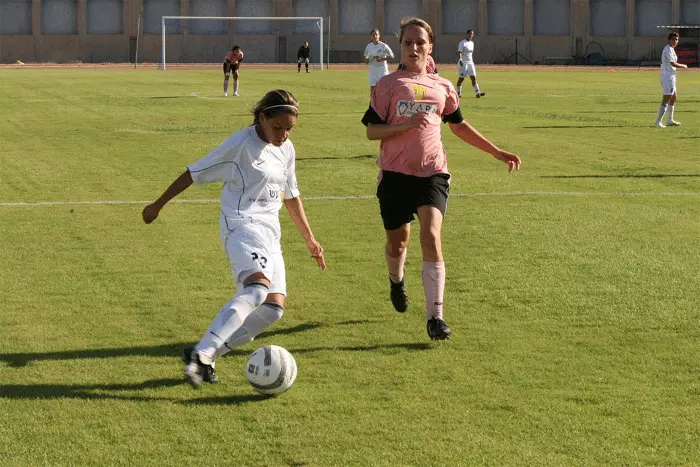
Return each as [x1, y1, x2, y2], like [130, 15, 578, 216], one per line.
[0, 323, 322, 368]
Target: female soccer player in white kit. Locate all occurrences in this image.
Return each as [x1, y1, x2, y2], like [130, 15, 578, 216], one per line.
[455, 30, 485, 98]
[655, 31, 687, 128]
[364, 29, 395, 96]
[142, 89, 326, 388]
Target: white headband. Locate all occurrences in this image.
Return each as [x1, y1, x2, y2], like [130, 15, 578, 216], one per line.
[262, 104, 298, 112]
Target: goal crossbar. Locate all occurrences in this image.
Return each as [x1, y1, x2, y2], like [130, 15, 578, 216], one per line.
[161, 16, 324, 70]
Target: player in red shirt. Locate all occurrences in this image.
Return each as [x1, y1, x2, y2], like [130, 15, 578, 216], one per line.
[362, 17, 520, 340]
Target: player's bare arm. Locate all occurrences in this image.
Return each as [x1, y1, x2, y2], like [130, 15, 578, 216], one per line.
[448, 121, 521, 172]
[670, 61, 688, 69]
[366, 113, 431, 140]
[142, 170, 193, 223]
[283, 196, 326, 270]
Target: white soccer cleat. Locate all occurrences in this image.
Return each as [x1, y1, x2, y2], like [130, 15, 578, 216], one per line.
[667, 120, 681, 126]
[224, 92, 227, 97]
[233, 92, 239, 97]
[655, 122, 666, 128]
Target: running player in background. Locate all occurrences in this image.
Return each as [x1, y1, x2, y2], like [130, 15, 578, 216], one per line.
[297, 41, 310, 73]
[364, 29, 394, 96]
[223, 45, 243, 97]
[655, 31, 687, 128]
[361, 17, 520, 341]
[143, 89, 326, 388]
[456, 30, 485, 98]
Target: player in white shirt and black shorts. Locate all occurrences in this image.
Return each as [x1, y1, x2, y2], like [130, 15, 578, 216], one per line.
[142, 89, 326, 389]
[655, 31, 687, 128]
[456, 30, 485, 98]
[364, 29, 395, 97]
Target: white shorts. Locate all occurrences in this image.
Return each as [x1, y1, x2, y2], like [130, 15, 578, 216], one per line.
[221, 221, 287, 295]
[369, 67, 388, 86]
[661, 74, 676, 96]
[458, 62, 476, 78]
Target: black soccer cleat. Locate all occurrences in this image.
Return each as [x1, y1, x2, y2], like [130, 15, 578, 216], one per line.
[390, 279, 409, 313]
[183, 347, 220, 388]
[476, 92, 486, 98]
[426, 318, 451, 340]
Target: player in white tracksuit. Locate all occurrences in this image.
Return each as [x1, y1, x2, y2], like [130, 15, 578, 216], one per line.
[654, 31, 687, 128]
[364, 29, 395, 96]
[142, 89, 326, 389]
[456, 30, 485, 98]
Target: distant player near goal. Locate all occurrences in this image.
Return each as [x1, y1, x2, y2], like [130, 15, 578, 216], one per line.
[297, 41, 310, 73]
[223, 45, 243, 97]
[456, 30, 485, 98]
[364, 29, 394, 97]
[654, 31, 687, 128]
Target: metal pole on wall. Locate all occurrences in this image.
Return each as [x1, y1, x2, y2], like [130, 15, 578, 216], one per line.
[134, 13, 141, 69]
[161, 17, 166, 70]
[326, 16, 330, 69]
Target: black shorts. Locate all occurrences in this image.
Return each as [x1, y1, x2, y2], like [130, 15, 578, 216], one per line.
[376, 170, 450, 231]
[223, 62, 239, 76]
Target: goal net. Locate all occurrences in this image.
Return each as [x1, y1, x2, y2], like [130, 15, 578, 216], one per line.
[160, 16, 327, 70]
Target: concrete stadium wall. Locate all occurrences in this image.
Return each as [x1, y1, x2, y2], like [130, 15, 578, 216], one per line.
[0, 0, 695, 64]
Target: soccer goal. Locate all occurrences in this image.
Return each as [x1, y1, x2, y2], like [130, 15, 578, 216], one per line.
[160, 16, 326, 70]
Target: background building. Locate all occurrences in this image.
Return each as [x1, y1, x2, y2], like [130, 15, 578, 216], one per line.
[0, 0, 698, 64]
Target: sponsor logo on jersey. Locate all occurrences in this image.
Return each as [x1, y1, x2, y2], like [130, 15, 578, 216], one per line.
[396, 100, 438, 117]
[412, 85, 427, 100]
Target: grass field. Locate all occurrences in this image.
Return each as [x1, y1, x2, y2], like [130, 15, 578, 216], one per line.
[1, 66, 700, 466]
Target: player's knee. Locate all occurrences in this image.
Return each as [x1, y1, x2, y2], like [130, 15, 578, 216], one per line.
[258, 302, 284, 325]
[237, 282, 269, 309]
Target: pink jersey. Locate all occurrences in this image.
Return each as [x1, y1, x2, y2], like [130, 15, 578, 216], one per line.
[426, 55, 437, 74]
[370, 70, 460, 177]
[225, 51, 235, 62]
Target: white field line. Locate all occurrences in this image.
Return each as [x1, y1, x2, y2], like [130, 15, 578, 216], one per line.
[1, 191, 700, 207]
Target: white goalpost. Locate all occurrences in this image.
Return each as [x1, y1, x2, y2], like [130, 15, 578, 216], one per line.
[160, 16, 325, 71]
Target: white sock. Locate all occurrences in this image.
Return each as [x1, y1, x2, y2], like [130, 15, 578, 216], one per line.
[194, 283, 268, 364]
[457, 85, 462, 95]
[667, 104, 675, 123]
[655, 104, 667, 124]
[234, 80, 239, 93]
[385, 248, 407, 284]
[473, 83, 480, 94]
[216, 302, 284, 357]
[421, 261, 445, 320]
[223, 80, 228, 93]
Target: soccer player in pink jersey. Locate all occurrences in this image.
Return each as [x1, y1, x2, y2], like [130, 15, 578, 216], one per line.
[361, 17, 520, 341]
[223, 45, 243, 97]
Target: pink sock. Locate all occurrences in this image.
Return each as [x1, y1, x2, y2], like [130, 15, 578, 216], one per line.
[421, 261, 445, 320]
[385, 249, 407, 283]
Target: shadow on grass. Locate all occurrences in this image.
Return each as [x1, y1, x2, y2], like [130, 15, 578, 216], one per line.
[0, 378, 269, 405]
[541, 174, 700, 179]
[522, 125, 642, 129]
[0, 323, 322, 368]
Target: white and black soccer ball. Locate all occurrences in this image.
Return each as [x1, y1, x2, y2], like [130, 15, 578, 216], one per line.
[245, 345, 297, 396]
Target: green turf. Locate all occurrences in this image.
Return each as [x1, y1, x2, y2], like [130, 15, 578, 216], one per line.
[1, 67, 699, 466]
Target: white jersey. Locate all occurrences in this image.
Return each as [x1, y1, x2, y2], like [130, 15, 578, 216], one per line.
[187, 125, 300, 238]
[457, 39, 474, 63]
[364, 41, 394, 74]
[660, 44, 677, 77]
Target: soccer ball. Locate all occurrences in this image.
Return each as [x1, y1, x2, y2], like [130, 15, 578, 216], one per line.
[245, 345, 297, 396]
